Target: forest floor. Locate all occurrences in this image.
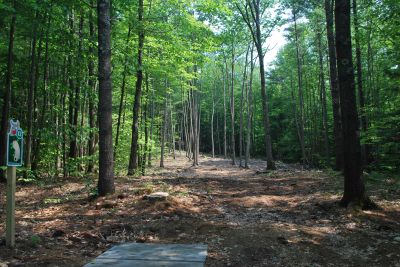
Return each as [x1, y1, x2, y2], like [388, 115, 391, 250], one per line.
[1, 154, 400, 267]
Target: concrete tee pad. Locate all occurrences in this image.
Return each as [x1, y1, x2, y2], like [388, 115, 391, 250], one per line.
[83, 243, 208, 267]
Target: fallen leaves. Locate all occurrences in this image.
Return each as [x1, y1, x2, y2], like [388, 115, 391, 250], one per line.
[0, 155, 399, 266]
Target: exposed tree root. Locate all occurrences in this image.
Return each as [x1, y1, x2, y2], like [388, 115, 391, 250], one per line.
[339, 195, 380, 210]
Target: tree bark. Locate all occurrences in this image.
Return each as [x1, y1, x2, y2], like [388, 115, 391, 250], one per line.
[317, 31, 329, 162]
[211, 82, 215, 158]
[325, 0, 343, 170]
[128, 0, 145, 175]
[142, 73, 150, 174]
[148, 79, 155, 166]
[87, 0, 96, 173]
[25, 10, 39, 171]
[237, 0, 275, 169]
[245, 44, 255, 169]
[230, 48, 236, 165]
[222, 65, 227, 158]
[114, 24, 132, 157]
[68, 12, 79, 160]
[0, 1, 16, 182]
[160, 88, 168, 168]
[293, 9, 307, 165]
[254, 3, 275, 170]
[97, 0, 115, 196]
[353, 0, 371, 166]
[239, 45, 250, 167]
[32, 13, 52, 172]
[335, 0, 366, 207]
[170, 98, 176, 159]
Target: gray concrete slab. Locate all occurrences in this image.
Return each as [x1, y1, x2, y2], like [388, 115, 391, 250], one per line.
[84, 259, 205, 267]
[83, 243, 207, 267]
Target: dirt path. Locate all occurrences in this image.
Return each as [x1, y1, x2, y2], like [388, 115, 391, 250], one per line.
[1, 154, 400, 266]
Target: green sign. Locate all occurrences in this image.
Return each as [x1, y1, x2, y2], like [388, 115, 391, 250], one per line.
[7, 120, 23, 167]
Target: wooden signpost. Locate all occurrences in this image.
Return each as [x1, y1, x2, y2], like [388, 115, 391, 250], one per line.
[6, 119, 23, 248]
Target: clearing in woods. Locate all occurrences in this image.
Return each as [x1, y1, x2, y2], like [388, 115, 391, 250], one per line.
[1, 154, 400, 266]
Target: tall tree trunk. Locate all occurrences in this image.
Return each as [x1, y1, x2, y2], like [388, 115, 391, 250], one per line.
[160, 88, 168, 168]
[239, 45, 250, 167]
[32, 13, 52, 172]
[245, 44, 255, 169]
[293, 9, 306, 165]
[230, 48, 236, 165]
[257, 51, 275, 170]
[114, 24, 132, 157]
[128, 0, 144, 175]
[222, 66, 227, 158]
[62, 92, 68, 178]
[237, 0, 275, 169]
[325, 0, 343, 170]
[170, 98, 176, 159]
[0, 1, 16, 182]
[216, 111, 221, 155]
[335, 0, 366, 207]
[148, 79, 155, 166]
[317, 31, 329, 162]
[253, 1, 275, 170]
[196, 88, 200, 164]
[142, 73, 150, 175]
[31, 26, 43, 172]
[97, 0, 115, 196]
[291, 73, 302, 162]
[68, 12, 79, 160]
[25, 11, 39, 171]
[87, 0, 96, 173]
[211, 83, 215, 158]
[190, 88, 198, 166]
[75, 14, 84, 161]
[183, 89, 191, 160]
[353, 0, 371, 166]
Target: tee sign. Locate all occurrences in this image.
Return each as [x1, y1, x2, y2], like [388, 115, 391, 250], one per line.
[7, 119, 23, 167]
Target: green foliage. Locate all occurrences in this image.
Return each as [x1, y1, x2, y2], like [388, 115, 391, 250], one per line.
[30, 235, 41, 248]
[0, 0, 398, 183]
[84, 177, 98, 198]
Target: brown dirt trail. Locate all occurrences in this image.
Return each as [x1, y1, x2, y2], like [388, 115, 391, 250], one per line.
[1, 154, 399, 266]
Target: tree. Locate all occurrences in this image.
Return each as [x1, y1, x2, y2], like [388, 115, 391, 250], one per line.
[97, 0, 115, 196]
[236, 0, 276, 170]
[291, 4, 306, 165]
[0, 0, 16, 182]
[335, 0, 367, 207]
[352, 0, 371, 166]
[128, 0, 145, 175]
[324, 0, 343, 170]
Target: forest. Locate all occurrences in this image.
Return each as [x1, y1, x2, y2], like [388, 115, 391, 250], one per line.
[0, 0, 399, 266]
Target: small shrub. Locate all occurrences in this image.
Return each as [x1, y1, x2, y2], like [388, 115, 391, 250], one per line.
[30, 235, 41, 247]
